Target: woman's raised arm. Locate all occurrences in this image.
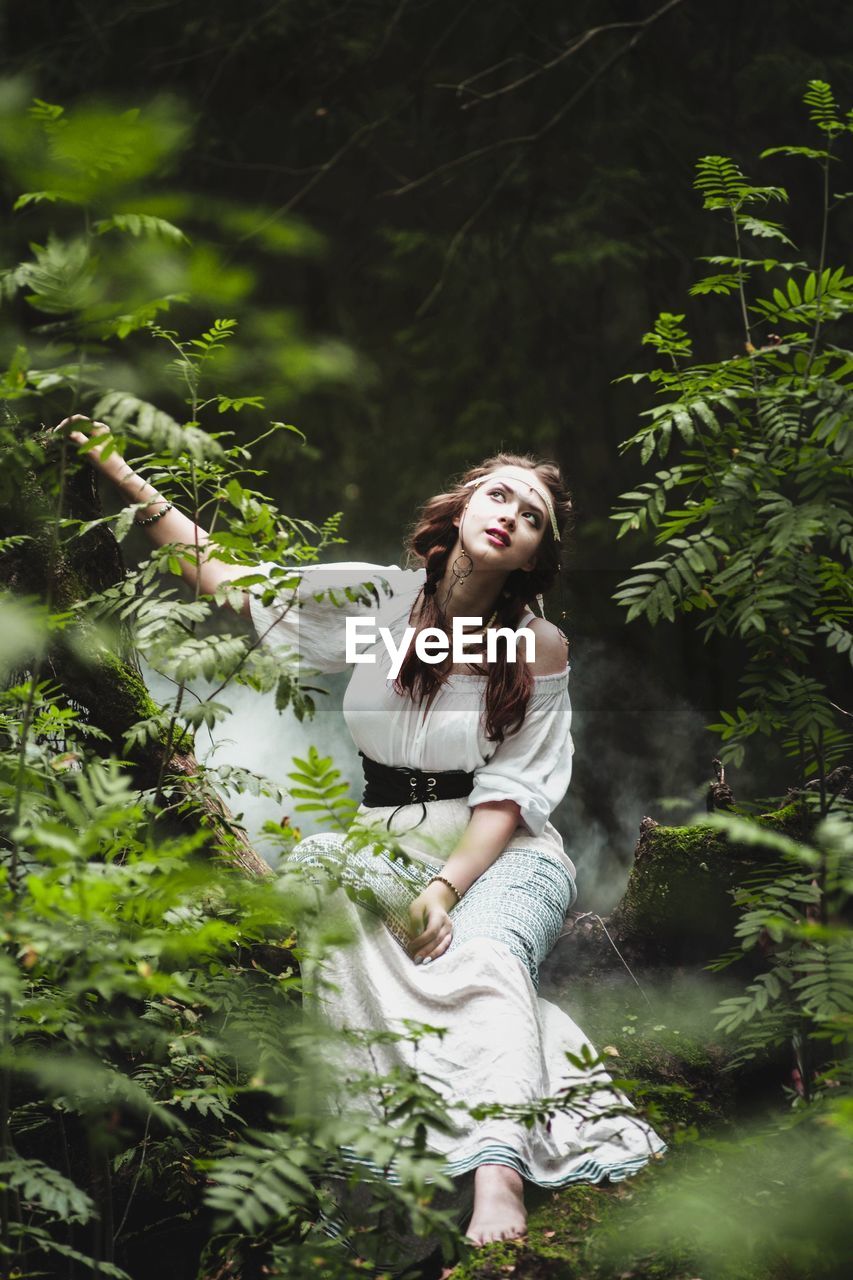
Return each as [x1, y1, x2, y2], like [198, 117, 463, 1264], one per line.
[56, 415, 253, 612]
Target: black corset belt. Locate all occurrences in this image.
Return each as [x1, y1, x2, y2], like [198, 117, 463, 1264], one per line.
[359, 751, 474, 812]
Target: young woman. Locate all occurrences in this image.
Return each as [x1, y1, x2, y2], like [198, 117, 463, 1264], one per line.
[60, 417, 664, 1255]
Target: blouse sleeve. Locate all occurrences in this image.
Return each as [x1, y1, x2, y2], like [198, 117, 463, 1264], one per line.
[248, 562, 415, 674]
[467, 674, 574, 836]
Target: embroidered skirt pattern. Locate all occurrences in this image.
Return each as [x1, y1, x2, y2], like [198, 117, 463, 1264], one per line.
[290, 835, 575, 988]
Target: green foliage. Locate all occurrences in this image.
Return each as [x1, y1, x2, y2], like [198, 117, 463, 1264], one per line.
[0, 94, 470, 1278]
[0, 81, 359, 459]
[4, 63, 848, 1280]
[613, 87, 853, 1270]
[92, 214, 189, 246]
[0, 1158, 95, 1225]
[0, 511, 462, 1280]
[704, 812, 853, 1070]
[287, 746, 359, 830]
[613, 83, 853, 784]
[598, 1104, 852, 1280]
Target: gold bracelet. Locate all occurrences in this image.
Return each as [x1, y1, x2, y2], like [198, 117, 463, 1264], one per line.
[428, 874, 462, 904]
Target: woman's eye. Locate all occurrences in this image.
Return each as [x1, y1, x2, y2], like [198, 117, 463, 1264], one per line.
[524, 512, 539, 525]
[489, 488, 505, 500]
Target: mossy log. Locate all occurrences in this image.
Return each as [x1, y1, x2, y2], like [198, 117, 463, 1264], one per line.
[553, 803, 808, 977]
[612, 819, 754, 963]
[0, 420, 270, 878]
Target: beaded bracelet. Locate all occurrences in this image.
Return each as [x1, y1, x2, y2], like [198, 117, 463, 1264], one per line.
[135, 501, 173, 527]
[428, 874, 463, 905]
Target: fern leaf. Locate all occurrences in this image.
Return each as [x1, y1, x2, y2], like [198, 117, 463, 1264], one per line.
[93, 214, 189, 245]
[803, 80, 841, 132]
[92, 390, 224, 462]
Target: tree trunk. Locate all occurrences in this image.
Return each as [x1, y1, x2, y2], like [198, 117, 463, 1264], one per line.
[0, 410, 270, 879]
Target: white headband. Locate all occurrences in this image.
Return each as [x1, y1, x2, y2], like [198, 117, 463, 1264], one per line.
[463, 470, 561, 543]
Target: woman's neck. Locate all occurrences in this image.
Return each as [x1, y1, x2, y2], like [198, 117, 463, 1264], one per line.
[435, 564, 507, 622]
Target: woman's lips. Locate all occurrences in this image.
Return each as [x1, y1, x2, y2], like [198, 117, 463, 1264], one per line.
[485, 528, 510, 548]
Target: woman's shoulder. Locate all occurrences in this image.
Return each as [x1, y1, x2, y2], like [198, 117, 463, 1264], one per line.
[525, 617, 570, 677]
[260, 560, 423, 602]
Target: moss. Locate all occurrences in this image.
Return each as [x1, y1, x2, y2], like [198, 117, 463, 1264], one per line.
[447, 1183, 614, 1279]
[756, 802, 809, 839]
[100, 650, 160, 718]
[640, 825, 720, 856]
[615, 823, 750, 962]
[610, 1037, 730, 1128]
[443, 1179, 690, 1280]
[528, 1182, 608, 1253]
[614, 801, 813, 964]
[90, 649, 195, 757]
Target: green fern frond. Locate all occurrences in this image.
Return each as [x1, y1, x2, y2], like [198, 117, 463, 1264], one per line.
[803, 80, 841, 133]
[93, 213, 189, 245]
[287, 746, 358, 831]
[92, 390, 225, 462]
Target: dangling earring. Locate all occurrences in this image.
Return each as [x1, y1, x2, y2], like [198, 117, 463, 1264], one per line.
[450, 503, 473, 582]
[451, 540, 473, 583]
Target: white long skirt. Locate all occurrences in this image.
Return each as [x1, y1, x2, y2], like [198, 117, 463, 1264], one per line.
[289, 800, 665, 1189]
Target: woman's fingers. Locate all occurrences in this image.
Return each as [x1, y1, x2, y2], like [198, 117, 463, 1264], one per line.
[54, 415, 111, 445]
[417, 934, 452, 964]
[411, 909, 453, 964]
[411, 925, 440, 954]
[54, 414, 107, 433]
[424, 930, 453, 963]
[412, 926, 445, 957]
[53, 415, 115, 462]
[410, 905, 441, 947]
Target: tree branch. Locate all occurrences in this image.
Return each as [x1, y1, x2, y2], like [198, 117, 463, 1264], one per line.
[413, 1, 685, 313]
[446, 0, 687, 110]
[386, 0, 686, 200]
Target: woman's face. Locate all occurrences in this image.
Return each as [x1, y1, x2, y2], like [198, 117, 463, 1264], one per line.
[456, 468, 549, 574]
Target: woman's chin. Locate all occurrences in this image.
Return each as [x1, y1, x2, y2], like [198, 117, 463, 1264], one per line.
[468, 555, 511, 575]
[469, 540, 514, 568]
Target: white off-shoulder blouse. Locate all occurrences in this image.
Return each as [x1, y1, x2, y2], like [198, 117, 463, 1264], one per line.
[249, 562, 575, 870]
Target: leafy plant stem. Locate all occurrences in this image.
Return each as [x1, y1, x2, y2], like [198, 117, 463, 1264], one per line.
[802, 146, 832, 384]
[731, 208, 755, 351]
[10, 673, 38, 891]
[816, 725, 827, 819]
[113, 1113, 152, 1244]
[0, 995, 14, 1267]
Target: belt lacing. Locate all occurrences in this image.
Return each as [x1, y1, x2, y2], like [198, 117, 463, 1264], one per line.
[358, 752, 474, 830]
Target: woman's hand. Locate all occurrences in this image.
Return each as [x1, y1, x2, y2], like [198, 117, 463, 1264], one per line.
[54, 415, 121, 476]
[408, 880, 456, 965]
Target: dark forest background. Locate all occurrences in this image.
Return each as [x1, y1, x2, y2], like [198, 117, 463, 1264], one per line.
[3, 0, 852, 901]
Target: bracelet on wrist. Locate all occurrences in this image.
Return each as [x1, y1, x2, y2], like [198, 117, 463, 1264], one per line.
[428, 874, 463, 905]
[135, 501, 173, 527]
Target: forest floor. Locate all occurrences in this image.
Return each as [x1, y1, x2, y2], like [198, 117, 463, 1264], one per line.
[448, 1180, 631, 1280]
[431, 966, 747, 1280]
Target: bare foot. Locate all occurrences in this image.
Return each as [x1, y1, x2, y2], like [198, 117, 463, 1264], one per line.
[465, 1164, 527, 1245]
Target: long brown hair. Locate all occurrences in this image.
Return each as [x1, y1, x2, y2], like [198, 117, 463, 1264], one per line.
[395, 453, 572, 743]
